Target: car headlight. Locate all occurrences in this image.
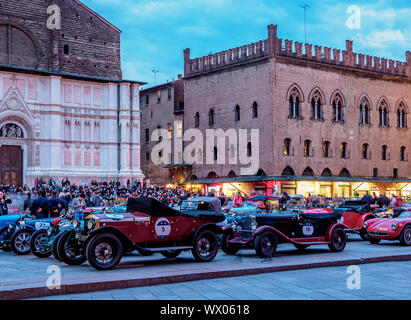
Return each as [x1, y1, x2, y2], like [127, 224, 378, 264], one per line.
[72, 220, 79, 229]
[363, 222, 368, 229]
[391, 224, 397, 231]
[87, 219, 95, 230]
[47, 228, 52, 236]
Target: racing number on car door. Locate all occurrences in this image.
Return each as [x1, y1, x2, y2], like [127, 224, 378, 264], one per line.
[153, 217, 178, 241]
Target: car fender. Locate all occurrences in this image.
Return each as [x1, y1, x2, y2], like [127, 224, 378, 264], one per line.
[82, 226, 134, 252]
[355, 213, 376, 229]
[254, 226, 288, 241]
[19, 225, 36, 232]
[190, 223, 222, 242]
[326, 223, 348, 240]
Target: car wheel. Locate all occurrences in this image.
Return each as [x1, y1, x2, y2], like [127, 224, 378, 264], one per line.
[294, 244, 309, 252]
[360, 217, 374, 241]
[399, 225, 411, 246]
[192, 229, 219, 262]
[160, 250, 182, 259]
[254, 231, 278, 258]
[30, 229, 53, 258]
[86, 233, 123, 270]
[368, 237, 381, 245]
[52, 230, 68, 261]
[0, 227, 12, 252]
[328, 228, 347, 252]
[221, 231, 240, 255]
[57, 230, 86, 265]
[136, 247, 155, 256]
[11, 228, 34, 255]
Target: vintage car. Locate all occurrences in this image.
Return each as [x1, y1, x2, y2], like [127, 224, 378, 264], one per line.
[332, 201, 377, 240]
[55, 197, 225, 270]
[220, 211, 347, 257]
[364, 206, 411, 245]
[0, 214, 56, 255]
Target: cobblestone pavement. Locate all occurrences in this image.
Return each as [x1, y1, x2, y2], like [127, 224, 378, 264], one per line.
[32, 260, 411, 300]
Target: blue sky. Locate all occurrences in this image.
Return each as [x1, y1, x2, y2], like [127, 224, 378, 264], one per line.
[81, 0, 411, 88]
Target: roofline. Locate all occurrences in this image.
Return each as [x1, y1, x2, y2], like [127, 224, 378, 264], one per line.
[140, 80, 182, 94]
[180, 175, 411, 185]
[75, 0, 121, 33]
[0, 65, 146, 85]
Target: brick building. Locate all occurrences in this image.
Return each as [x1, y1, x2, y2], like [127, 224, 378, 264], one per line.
[0, 0, 144, 186]
[140, 76, 187, 184]
[146, 24, 411, 198]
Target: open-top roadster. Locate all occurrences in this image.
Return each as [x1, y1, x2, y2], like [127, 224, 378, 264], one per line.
[56, 197, 225, 270]
[221, 211, 347, 257]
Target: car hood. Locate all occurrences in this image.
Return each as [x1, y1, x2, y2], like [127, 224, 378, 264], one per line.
[90, 212, 150, 224]
[367, 217, 411, 230]
[0, 214, 23, 226]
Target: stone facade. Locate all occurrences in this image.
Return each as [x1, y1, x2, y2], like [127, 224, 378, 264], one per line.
[181, 24, 411, 182]
[0, 0, 144, 186]
[140, 77, 185, 184]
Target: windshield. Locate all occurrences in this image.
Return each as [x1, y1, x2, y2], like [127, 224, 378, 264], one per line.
[243, 201, 257, 207]
[399, 211, 411, 218]
[180, 201, 198, 210]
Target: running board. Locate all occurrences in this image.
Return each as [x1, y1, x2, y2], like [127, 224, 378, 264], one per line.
[137, 246, 193, 252]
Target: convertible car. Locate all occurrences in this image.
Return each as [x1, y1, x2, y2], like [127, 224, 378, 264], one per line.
[221, 211, 347, 257]
[55, 197, 225, 270]
[364, 206, 411, 245]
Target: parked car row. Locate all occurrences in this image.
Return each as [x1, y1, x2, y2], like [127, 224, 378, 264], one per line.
[0, 197, 410, 271]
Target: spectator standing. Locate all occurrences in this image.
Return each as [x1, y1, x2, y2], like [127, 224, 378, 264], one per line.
[0, 192, 12, 216]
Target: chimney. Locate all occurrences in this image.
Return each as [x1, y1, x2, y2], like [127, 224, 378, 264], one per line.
[183, 48, 191, 76]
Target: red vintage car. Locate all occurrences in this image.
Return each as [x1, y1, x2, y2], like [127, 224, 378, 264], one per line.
[314, 201, 377, 240]
[56, 197, 225, 270]
[365, 206, 411, 245]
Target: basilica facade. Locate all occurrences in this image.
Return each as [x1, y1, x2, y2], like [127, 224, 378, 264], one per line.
[0, 0, 144, 186]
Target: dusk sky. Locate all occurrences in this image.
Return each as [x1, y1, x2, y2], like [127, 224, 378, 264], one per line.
[81, 0, 411, 88]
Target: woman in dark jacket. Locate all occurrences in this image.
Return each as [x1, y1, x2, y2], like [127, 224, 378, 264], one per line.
[0, 192, 12, 215]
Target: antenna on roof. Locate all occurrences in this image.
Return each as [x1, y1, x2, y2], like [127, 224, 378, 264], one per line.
[300, 4, 310, 43]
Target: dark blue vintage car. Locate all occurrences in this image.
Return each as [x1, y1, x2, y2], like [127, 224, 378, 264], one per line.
[0, 214, 56, 255]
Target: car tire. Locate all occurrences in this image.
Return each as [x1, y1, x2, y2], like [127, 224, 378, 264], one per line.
[192, 229, 219, 262]
[52, 230, 68, 261]
[294, 244, 309, 252]
[57, 230, 86, 265]
[399, 225, 411, 246]
[86, 233, 123, 270]
[368, 237, 381, 245]
[360, 217, 374, 241]
[30, 229, 53, 258]
[11, 228, 34, 255]
[0, 227, 12, 252]
[136, 247, 155, 256]
[221, 231, 240, 255]
[160, 250, 182, 259]
[254, 231, 278, 258]
[328, 228, 347, 252]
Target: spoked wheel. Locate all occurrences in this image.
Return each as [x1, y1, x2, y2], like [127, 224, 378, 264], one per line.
[221, 231, 240, 255]
[58, 230, 86, 265]
[254, 231, 278, 258]
[160, 250, 182, 259]
[11, 229, 34, 255]
[0, 227, 12, 252]
[399, 226, 411, 246]
[192, 230, 219, 262]
[328, 228, 347, 252]
[52, 230, 68, 261]
[86, 233, 123, 270]
[30, 229, 54, 258]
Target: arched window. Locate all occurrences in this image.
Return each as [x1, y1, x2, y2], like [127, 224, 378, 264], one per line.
[332, 92, 344, 122]
[257, 169, 266, 176]
[304, 140, 311, 157]
[378, 100, 389, 127]
[362, 143, 369, 159]
[382, 145, 388, 161]
[323, 141, 330, 158]
[400, 146, 407, 161]
[247, 142, 252, 157]
[397, 102, 407, 128]
[228, 171, 237, 178]
[284, 138, 291, 156]
[63, 44, 70, 56]
[310, 91, 323, 120]
[234, 105, 240, 122]
[340, 142, 347, 159]
[208, 109, 214, 127]
[288, 87, 302, 119]
[339, 168, 351, 177]
[321, 168, 332, 177]
[252, 102, 258, 119]
[360, 97, 371, 125]
[207, 172, 218, 179]
[194, 112, 200, 128]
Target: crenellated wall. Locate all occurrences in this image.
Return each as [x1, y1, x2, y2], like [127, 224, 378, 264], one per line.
[184, 24, 410, 79]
